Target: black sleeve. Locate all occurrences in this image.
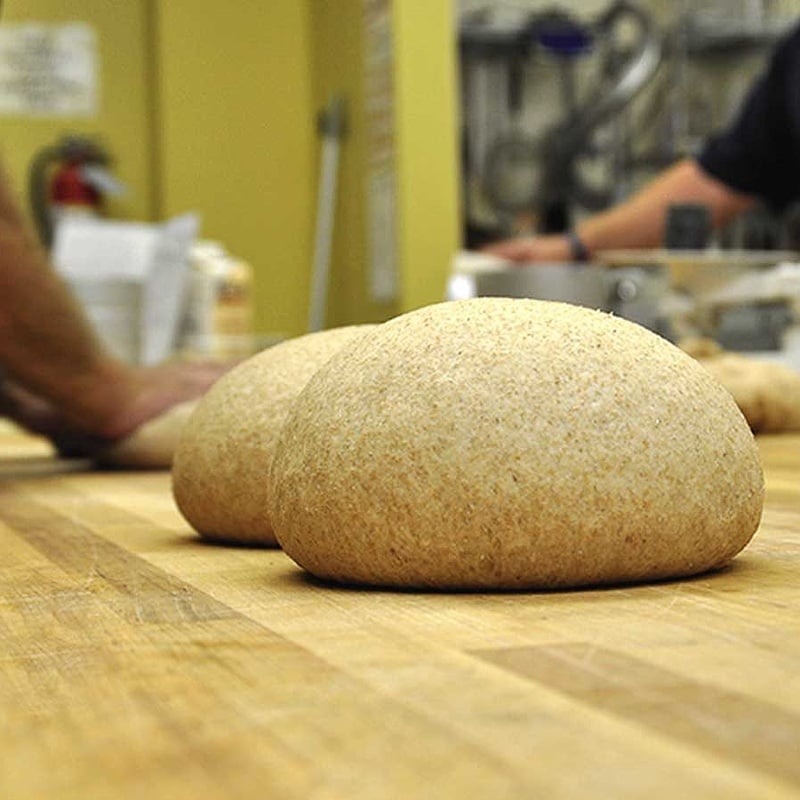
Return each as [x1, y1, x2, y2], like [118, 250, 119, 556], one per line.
[696, 23, 800, 212]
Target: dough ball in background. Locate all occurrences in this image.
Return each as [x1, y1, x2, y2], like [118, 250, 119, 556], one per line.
[695, 354, 800, 434]
[677, 336, 723, 360]
[270, 298, 764, 591]
[172, 325, 376, 546]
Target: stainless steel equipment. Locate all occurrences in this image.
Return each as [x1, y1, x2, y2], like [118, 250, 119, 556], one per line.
[460, 0, 662, 239]
[449, 248, 800, 368]
[472, 261, 670, 334]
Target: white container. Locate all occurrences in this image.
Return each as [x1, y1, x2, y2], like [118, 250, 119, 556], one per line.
[180, 241, 255, 360]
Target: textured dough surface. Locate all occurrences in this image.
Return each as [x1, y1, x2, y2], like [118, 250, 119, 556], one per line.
[270, 298, 764, 590]
[172, 325, 375, 545]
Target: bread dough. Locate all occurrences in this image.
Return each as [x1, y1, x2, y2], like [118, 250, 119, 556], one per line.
[270, 298, 764, 590]
[677, 338, 800, 433]
[696, 353, 800, 433]
[172, 325, 376, 546]
[678, 336, 723, 360]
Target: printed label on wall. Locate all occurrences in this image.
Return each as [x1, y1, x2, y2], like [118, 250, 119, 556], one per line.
[367, 168, 397, 301]
[364, 0, 397, 302]
[0, 23, 98, 117]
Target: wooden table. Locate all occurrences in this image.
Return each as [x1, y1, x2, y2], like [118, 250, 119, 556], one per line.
[1, 428, 798, 799]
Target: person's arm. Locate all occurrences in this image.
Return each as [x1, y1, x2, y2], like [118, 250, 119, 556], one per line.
[0, 163, 225, 442]
[482, 158, 756, 263]
[0, 171, 136, 436]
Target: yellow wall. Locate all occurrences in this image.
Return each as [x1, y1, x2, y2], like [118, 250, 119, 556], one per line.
[154, 0, 316, 338]
[156, 0, 460, 335]
[309, 0, 399, 327]
[310, 0, 460, 325]
[392, 0, 460, 312]
[0, 0, 155, 222]
[1, 0, 460, 337]
[311, 0, 460, 324]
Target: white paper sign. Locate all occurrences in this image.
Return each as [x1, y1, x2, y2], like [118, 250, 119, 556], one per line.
[53, 214, 200, 365]
[0, 23, 98, 117]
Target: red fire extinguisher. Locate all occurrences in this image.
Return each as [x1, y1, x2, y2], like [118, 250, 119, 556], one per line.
[28, 134, 127, 248]
[50, 158, 103, 214]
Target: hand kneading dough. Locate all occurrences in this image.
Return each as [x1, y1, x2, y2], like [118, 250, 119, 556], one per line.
[172, 326, 375, 545]
[269, 298, 764, 590]
[97, 401, 198, 469]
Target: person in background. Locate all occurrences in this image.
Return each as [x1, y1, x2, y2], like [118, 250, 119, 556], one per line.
[0, 161, 226, 457]
[483, 19, 800, 264]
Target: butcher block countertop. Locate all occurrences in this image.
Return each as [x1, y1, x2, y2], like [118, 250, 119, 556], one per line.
[1, 428, 799, 800]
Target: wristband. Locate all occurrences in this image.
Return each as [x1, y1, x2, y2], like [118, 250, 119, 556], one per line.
[566, 230, 590, 262]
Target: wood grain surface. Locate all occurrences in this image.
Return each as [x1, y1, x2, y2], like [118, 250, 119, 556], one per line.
[1, 429, 798, 799]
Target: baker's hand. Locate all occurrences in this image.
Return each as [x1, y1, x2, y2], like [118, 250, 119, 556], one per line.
[0, 359, 233, 459]
[0, 378, 107, 456]
[481, 233, 572, 263]
[104, 360, 231, 441]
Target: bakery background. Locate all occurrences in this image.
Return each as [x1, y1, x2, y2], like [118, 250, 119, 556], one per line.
[0, 0, 799, 368]
[458, 0, 799, 247]
[0, 0, 459, 364]
[452, 0, 800, 371]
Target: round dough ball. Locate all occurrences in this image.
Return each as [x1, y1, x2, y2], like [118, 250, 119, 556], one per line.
[172, 325, 376, 545]
[678, 336, 723, 360]
[270, 298, 764, 590]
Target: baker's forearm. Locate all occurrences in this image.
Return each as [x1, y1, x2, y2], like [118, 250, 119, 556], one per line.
[0, 173, 136, 436]
[577, 158, 755, 256]
[0, 223, 137, 434]
[482, 158, 758, 263]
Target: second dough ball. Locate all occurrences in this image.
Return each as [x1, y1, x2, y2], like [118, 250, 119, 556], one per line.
[172, 325, 375, 545]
